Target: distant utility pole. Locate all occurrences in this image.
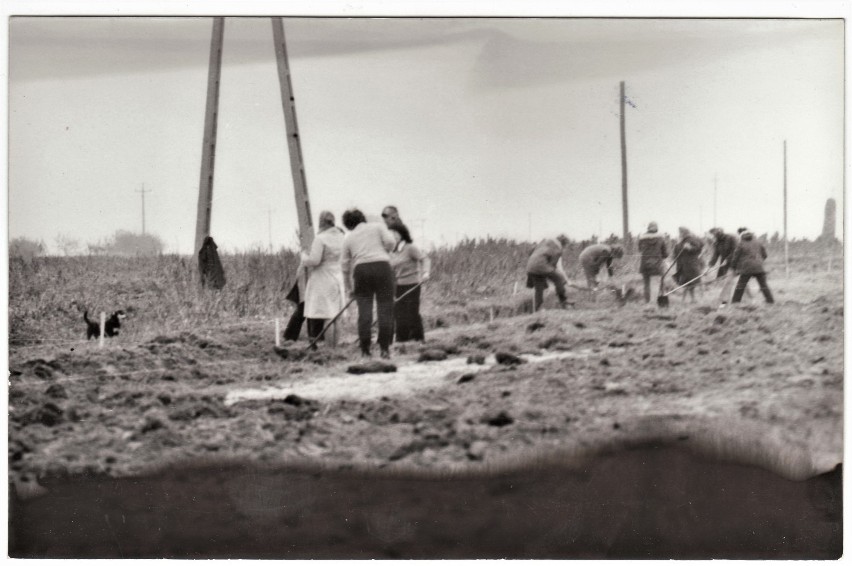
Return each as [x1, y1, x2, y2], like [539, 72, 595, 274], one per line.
[135, 183, 151, 235]
[619, 81, 629, 245]
[783, 140, 789, 278]
[268, 208, 273, 251]
[713, 175, 717, 228]
[194, 17, 225, 255]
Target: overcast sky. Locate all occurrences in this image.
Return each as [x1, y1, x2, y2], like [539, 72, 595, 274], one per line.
[7, 15, 844, 253]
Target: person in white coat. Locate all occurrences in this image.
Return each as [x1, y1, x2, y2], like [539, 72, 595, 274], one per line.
[301, 211, 346, 346]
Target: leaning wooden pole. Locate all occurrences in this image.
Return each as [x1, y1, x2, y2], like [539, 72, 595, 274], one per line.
[784, 140, 789, 278]
[194, 17, 225, 256]
[271, 17, 314, 252]
[619, 81, 629, 246]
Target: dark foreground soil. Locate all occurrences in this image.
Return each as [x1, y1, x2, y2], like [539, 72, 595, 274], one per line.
[9, 444, 842, 559]
[7, 272, 844, 558]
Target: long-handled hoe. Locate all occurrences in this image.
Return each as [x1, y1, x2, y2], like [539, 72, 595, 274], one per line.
[657, 265, 720, 308]
[656, 248, 684, 308]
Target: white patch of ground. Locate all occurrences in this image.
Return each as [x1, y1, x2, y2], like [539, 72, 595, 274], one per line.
[225, 350, 591, 405]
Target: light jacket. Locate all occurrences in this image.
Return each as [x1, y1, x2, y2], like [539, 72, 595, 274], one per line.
[526, 238, 563, 275]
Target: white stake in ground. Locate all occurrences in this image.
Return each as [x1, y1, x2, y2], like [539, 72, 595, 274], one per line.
[99, 312, 106, 349]
[275, 318, 281, 348]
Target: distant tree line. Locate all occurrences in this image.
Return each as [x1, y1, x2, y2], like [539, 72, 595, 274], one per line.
[10, 231, 165, 258]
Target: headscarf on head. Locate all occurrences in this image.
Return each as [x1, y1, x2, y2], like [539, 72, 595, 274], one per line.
[318, 210, 336, 231]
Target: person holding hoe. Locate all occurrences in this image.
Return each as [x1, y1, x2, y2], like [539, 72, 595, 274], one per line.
[708, 227, 738, 306]
[300, 211, 346, 348]
[671, 226, 705, 302]
[525, 234, 571, 311]
[730, 229, 775, 305]
[579, 242, 625, 292]
[341, 208, 397, 359]
[637, 222, 668, 303]
[389, 222, 431, 342]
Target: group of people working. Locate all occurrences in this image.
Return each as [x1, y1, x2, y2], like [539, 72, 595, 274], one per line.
[283, 206, 431, 359]
[527, 223, 775, 309]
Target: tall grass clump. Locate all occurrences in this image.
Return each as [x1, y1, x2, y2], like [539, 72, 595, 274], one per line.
[8, 249, 301, 345]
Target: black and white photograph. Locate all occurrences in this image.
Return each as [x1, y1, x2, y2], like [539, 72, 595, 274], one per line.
[4, 0, 845, 559]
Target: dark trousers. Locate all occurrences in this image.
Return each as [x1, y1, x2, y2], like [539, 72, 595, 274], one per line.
[306, 318, 326, 341]
[732, 273, 774, 304]
[283, 302, 305, 341]
[354, 261, 395, 354]
[394, 283, 424, 342]
[528, 271, 568, 311]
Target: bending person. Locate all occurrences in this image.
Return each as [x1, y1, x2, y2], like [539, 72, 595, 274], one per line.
[579, 242, 624, 291]
[526, 235, 571, 311]
[341, 208, 397, 358]
[389, 222, 431, 342]
[300, 211, 346, 347]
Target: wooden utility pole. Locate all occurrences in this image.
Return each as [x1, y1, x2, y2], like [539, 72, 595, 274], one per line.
[619, 81, 629, 245]
[135, 183, 151, 235]
[271, 17, 314, 252]
[194, 17, 225, 255]
[713, 175, 717, 228]
[783, 140, 789, 277]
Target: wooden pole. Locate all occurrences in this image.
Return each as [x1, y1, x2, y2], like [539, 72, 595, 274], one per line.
[136, 183, 151, 235]
[784, 140, 789, 278]
[275, 318, 281, 348]
[99, 312, 106, 349]
[619, 81, 629, 246]
[271, 17, 314, 252]
[194, 17, 225, 255]
[713, 175, 717, 228]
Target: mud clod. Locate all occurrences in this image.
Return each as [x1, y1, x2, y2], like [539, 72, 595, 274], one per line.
[457, 373, 476, 384]
[526, 321, 546, 333]
[495, 352, 524, 366]
[347, 361, 397, 375]
[483, 411, 514, 427]
[45, 384, 67, 399]
[418, 349, 448, 362]
[466, 355, 486, 365]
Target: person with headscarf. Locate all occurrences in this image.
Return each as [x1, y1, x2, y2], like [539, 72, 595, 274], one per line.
[300, 211, 346, 346]
[708, 227, 739, 306]
[198, 235, 226, 289]
[341, 208, 397, 358]
[388, 222, 431, 342]
[525, 235, 571, 311]
[578, 242, 625, 291]
[672, 226, 705, 302]
[637, 222, 668, 303]
[730, 229, 774, 304]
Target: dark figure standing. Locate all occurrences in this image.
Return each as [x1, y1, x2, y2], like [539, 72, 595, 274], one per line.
[672, 227, 704, 302]
[730, 230, 774, 304]
[198, 236, 225, 289]
[389, 223, 430, 342]
[341, 208, 397, 358]
[525, 235, 571, 311]
[637, 221, 668, 303]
